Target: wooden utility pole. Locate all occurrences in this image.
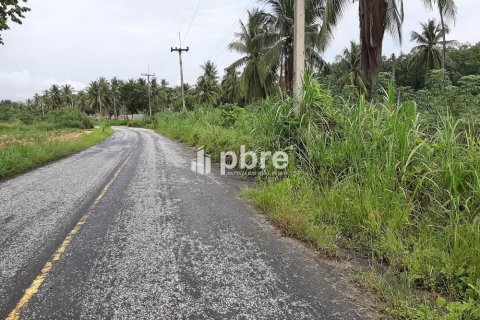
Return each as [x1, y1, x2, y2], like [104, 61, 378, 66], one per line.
[171, 33, 189, 111]
[293, 0, 305, 115]
[142, 66, 155, 117]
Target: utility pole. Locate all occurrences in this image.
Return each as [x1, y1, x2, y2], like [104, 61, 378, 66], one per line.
[171, 33, 189, 112]
[142, 66, 155, 117]
[293, 0, 305, 115]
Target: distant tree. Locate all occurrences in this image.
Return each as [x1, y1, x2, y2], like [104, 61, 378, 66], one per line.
[422, 0, 457, 69]
[49, 85, 63, 109]
[110, 77, 122, 118]
[196, 61, 220, 106]
[425, 68, 452, 91]
[62, 84, 74, 108]
[154, 79, 173, 111]
[321, 0, 404, 94]
[228, 9, 277, 102]
[0, 0, 30, 45]
[88, 78, 110, 116]
[409, 19, 454, 78]
[120, 79, 148, 116]
[447, 43, 480, 84]
[336, 41, 367, 95]
[200, 60, 219, 80]
[221, 67, 241, 103]
[76, 90, 89, 113]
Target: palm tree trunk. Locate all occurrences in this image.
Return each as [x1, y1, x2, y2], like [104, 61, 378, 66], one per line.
[439, 6, 447, 70]
[279, 55, 284, 91]
[359, 0, 388, 97]
[285, 53, 294, 93]
[113, 97, 117, 120]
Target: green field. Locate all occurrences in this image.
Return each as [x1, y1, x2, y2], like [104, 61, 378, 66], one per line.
[0, 109, 112, 180]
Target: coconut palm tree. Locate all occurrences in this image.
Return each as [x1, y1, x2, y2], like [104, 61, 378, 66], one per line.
[49, 85, 63, 109]
[262, 0, 326, 92]
[422, 0, 456, 69]
[76, 90, 89, 113]
[409, 19, 453, 77]
[336, 41, 367, 94]
[221, 67, 241, 103]
[200, 60, 219, 80]
[88, 78, 110, 116]
[110, 77, 122, 118]
[321, 0, 404, 94]
[196, 61, 220, 106]
[228, 9, 278, 103]
[62, 84, 74, 108]
[153, 79, 172, 112]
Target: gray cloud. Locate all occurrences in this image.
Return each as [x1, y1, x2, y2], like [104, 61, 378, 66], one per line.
[0, 0, 479, 101]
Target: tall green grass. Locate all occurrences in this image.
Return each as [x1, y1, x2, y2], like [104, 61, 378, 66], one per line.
[0, 127, 113, 180]
[148, 78, 480, 318]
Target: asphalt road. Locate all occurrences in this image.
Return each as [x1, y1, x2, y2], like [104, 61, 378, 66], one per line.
[0, 127, 370, 319]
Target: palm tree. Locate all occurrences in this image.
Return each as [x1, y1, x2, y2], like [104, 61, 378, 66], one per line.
[422, 0, 456, 69]
[196, 61, 220, 106]
[200, 60, 219, 80]
[33, 93, 41, 111]
[409, 19, 453, 77]
[42, 90, 49, 114]
[153, 79, 172, 112]
[62, 84, 74, 108]
[336, 41, 367, 94]
[321, 0, 404, 93]
[262, 0, 326, 93]
[88, 78, 110, 116]
[49, 85, 63, 109]
[76, 90, 89, 113]
[228, 9, 278, 103]
[221, 67, 241, 103]
[110, 77, 122, 118]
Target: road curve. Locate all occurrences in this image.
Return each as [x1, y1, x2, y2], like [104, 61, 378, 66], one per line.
[0, 127, 370, 319]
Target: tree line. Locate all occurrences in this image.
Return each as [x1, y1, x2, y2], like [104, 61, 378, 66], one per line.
[4, 0, 479, 115]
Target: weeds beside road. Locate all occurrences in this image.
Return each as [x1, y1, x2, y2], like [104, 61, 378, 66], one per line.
[0, 109, 112, 180]
[138, 80, 480, 319]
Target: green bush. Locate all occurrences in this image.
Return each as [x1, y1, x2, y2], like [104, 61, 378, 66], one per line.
[47, 109, 94, 129]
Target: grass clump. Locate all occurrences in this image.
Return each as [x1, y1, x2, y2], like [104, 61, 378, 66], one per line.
[0, 127, 112, 180]
[0, 109, 110, 180]
[145, 77, 480, 318]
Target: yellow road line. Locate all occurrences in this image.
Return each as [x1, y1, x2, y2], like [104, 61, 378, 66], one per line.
[6, 151, 134, 320]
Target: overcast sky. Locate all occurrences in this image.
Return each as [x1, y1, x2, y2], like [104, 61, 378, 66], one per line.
[1, 0, 479, 101]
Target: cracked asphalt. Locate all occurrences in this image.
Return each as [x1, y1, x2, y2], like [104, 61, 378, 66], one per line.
[0, 127, 371, 319]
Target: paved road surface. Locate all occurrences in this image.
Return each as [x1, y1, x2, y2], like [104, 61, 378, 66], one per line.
[0, 127, 370, 319]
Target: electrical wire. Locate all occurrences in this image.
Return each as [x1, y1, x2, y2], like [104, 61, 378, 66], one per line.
[183, 0, 203, 43]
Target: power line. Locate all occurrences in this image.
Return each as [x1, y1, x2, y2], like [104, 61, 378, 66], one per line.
[205, 1, 256, 58]
[210, 1, 269, 61]
[187, 0, 219, 43]
[183, 0, 203, 43]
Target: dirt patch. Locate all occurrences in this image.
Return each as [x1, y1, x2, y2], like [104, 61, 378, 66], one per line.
[0, 131, 93, 149]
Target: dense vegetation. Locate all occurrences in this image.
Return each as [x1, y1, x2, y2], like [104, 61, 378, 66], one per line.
[3, 0, 480, 318]
[144, 77, 480, 319]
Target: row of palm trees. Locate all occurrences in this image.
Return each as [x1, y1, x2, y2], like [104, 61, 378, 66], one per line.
[28, 0, 458, 112]
[226, 0, 457, 100]
[335, 18, 455, 94]
[32, 84, 74, 114]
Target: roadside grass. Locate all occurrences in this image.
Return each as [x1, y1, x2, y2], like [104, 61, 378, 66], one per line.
[145, 78, 480, 319]
[0, 110, 113, 180]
